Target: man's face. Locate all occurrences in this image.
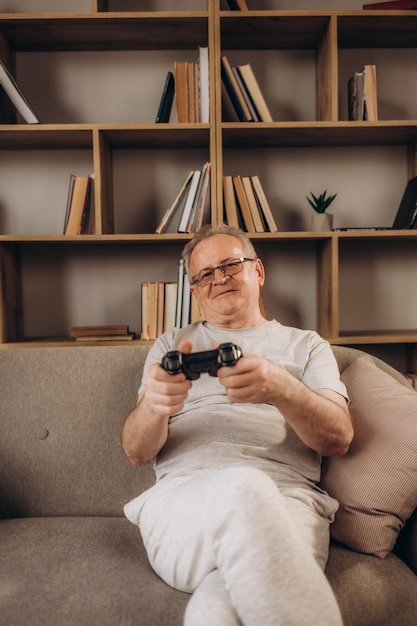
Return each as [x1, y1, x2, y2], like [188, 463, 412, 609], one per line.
[189, 234, 265, 328]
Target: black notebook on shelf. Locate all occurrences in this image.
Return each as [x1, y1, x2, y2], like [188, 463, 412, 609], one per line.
[392, 175, 417, 229]
[334, 176, 417, 231]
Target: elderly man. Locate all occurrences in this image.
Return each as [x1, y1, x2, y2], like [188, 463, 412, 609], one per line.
[122, 224, 353, 626]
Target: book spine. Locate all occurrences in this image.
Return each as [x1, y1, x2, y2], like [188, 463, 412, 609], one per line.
[175, 258, 185, 328]
[199, 46, 210, 123]
[233, 175, 255, 232]
[155, 71, 174, 123]
[251, 175, 278, 232]
[223, 175, 240, 228]
[232, 67, 260, 121]
[175, 62, 188, 123]
[221, 56, 252, 122]
[178, 170, 202, 233]
[241, 176, 265, 232]
[237, 63, 273, 123]
[155, 169, 194, 234]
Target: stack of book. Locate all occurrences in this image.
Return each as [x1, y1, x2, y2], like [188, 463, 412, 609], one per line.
[348, 65, 378, 121]
[156, 46, 209, 124]
[221, 56, 273, 122]
[156, 162, 211, 234]
[63, 174, 94, 235]
[70, 325, 135, 341]
[140, 259, 203, 341]
[223, 174, 278, 233]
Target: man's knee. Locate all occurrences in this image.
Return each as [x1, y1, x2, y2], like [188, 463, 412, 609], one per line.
[210, 466, 281, 514]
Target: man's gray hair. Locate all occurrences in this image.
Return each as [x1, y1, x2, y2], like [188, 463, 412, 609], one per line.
[182, 224, 257, 274]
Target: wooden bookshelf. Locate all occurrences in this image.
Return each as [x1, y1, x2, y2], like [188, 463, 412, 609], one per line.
[0, 1, 416, 371]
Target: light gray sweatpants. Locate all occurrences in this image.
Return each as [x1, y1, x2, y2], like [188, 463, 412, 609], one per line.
[125, 466, 343, 626]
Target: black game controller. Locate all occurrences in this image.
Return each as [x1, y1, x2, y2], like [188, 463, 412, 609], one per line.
[161, 342, 242, 380]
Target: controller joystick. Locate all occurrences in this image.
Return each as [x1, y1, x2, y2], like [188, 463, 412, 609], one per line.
[161, 342, 242, 380]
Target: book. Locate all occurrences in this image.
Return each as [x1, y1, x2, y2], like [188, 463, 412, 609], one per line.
[174, 62, 188, 123]
[237, 63, 273, 122]
[194, 162, 211, 231]
[348, 70, 365, 121]
[164, 282, 178, 331]
[233, 175, 255, 232]
[181, 271, 191, 328]
[392, 176, 417, 229]
[141, 282, 150, 340]
[155, 71, 174, 123]
[232, 67, 260, 122]
[226, 0, 250, 9]
[187, 62, 196, 123]
[74, 333, 135, 342]
[140, 282, 158, 341]
[363, 0, 417, 8]
[221, 56, 253, 122]
[199, 46, 210, 123]
[178, 169, 202, 233]
[363, 65, 378, 121]
[63, 174, 76, 231]
[148, 282, 158, 340]
[251, 175, 278, 232]
[194, 61, 201, 123]
[223, 175, 240, 228]
[175, 258, 185, 328]
[155, 169, 194, 234]
[64, 175, 93, 235]
[241, 176, 265, 232]
[347, 65, 377, 121]
[0, 60, 39, 124]
[186, 162, 211, 233]
[70, 325, 130, 338]
[156, 281, 165, 338]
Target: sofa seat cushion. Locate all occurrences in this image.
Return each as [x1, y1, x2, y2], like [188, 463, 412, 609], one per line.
[0, 517, 188, 626]
[326, 541, 417, 626]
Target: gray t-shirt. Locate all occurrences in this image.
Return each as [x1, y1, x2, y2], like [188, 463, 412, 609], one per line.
[138, 320, 347, 514]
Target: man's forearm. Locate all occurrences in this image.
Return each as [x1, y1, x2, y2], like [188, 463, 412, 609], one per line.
[270, 368, 353, 457]
[121, 392, 169, 466]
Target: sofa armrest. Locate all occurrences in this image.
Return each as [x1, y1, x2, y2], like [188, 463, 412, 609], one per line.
[394, 508, 417, 574]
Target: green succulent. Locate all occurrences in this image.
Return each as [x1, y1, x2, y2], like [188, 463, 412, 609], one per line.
[306, 190, 337, 214]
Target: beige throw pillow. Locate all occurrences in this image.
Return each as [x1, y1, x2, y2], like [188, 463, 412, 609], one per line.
[321, 355, 417, 558]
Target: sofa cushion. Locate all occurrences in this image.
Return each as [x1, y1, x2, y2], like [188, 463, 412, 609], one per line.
[326, 541, 417, 626]
[0, 517, 188, 626]
[321, 355, 417, 558]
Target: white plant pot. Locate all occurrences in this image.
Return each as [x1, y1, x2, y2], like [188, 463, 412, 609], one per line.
[311, 212, 333, 231]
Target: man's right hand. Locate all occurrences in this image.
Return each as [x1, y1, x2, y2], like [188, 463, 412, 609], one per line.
[120, 340, 193, 465]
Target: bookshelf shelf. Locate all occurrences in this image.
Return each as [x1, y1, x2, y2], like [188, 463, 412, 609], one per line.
[221, 121, 417, 147]
[0, 1, 416, 371]
[0, 14, 209, 52]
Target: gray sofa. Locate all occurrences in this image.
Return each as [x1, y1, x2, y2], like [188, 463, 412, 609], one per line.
[1, 344, 416, 625]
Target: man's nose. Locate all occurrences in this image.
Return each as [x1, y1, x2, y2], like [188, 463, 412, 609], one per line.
[213, 268, 229, 283]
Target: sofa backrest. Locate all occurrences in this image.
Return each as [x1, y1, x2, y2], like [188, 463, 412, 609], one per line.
[0, 346, 154, 518]
[0, 343, 408, 519]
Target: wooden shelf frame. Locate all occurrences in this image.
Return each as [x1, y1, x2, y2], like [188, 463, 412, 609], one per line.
[0, 3, 416, 353]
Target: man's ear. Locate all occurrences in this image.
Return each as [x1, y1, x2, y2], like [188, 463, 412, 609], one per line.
[255, 258, 265, 287]
[189, 284, 201, 304]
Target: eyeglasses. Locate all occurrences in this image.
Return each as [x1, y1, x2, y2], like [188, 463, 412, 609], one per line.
[190, 257, 255, 287]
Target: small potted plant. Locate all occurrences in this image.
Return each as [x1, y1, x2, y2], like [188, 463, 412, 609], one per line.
[307, 190, 337, 231]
